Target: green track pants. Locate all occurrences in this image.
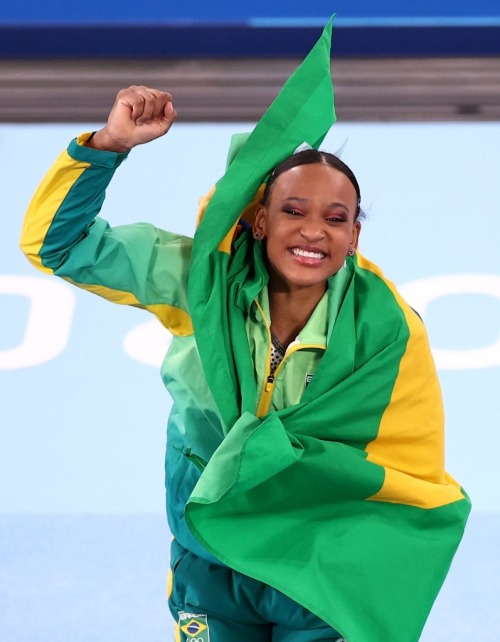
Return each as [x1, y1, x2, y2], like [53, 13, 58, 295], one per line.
[168, 540, 345, 642]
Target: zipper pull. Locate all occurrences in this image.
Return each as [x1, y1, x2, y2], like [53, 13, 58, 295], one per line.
[265, 375, 275, 392]
[183, 447, 208, 472]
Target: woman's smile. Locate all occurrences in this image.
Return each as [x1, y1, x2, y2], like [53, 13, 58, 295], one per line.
[254, 162, 360, 295]
[289, 245, 328, 264]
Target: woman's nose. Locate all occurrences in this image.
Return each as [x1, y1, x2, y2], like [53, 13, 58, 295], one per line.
[300, 218, 325, 241]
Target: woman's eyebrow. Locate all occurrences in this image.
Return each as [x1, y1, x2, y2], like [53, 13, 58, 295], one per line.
[282, 196, 308, 204]
[283, 196, 350, 212]
[329, 202, 350, 213]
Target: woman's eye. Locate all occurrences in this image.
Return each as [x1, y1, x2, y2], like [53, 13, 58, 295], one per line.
[283, 208, 302, 216]
[326, 215, 345, 223]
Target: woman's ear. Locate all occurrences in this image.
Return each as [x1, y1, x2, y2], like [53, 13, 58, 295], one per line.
[252, 205, 267, 240]
[351, 220, 361, 250]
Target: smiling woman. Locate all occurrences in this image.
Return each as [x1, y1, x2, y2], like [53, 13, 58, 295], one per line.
[252, 152, 361, 347]
[18, 21, 470, 642]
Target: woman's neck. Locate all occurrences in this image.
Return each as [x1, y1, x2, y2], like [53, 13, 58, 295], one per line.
[268, 283, 326, 348]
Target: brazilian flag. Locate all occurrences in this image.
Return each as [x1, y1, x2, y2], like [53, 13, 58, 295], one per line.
[186, 19, 470, 642]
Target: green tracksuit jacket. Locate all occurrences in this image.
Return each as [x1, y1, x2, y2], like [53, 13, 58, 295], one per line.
[20, 133, 351, 561]
[20, 22, 470, 639]
[20, 133, 471, 642]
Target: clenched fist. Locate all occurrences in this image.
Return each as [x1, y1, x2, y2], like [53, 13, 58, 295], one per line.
[86, 86, 177, 153]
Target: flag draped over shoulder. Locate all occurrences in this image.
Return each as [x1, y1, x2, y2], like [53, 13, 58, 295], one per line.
[189, 19, 336, 427]
[186, 19, 470, 642]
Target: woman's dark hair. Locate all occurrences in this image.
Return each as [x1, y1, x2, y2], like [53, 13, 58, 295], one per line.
[261, 149, 363, 219]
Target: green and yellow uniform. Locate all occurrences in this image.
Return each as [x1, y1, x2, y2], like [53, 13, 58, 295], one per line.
[21, 20, 470, 642]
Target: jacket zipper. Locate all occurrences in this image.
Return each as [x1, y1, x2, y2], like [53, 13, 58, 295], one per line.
[254, 300, 325, 417]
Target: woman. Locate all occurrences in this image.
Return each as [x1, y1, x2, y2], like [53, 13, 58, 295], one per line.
[21, 86, 358, 641]
[20, 27, 470, 641]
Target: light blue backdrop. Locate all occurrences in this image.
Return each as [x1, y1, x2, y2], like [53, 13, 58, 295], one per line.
[1, 120, 499, 640]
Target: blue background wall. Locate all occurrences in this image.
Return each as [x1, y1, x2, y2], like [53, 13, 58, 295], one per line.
[2, 0, 499, 24]
[2, 1, 500, 56]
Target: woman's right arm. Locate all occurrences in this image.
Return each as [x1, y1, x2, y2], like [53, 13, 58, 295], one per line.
[20, 88, 194, 336]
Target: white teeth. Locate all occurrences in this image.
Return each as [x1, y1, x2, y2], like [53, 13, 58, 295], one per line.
[291, 248, 325, 259]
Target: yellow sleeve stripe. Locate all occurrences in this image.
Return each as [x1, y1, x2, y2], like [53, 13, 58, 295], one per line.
[20, 148, 91, 274]
[63, 277, 193, 336]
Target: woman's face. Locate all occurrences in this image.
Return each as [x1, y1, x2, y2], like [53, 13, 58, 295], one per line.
[254, 163, 361, 294]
